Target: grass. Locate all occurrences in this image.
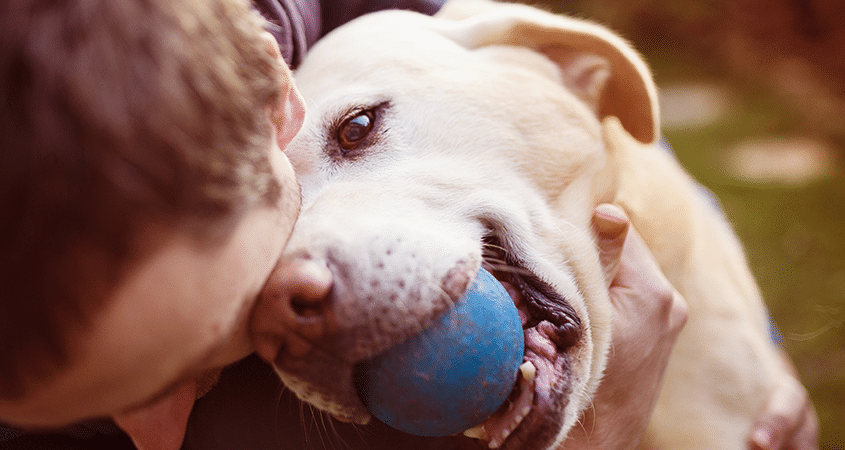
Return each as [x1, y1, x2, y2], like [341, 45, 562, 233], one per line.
[652, 50, 845, 448]
[531, 0, 844, 444]
[665, 106, 845, 448]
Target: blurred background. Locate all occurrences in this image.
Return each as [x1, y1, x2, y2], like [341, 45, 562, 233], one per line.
[526, 0, 843, 446]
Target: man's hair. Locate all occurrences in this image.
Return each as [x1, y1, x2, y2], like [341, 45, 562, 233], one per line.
[0, 0, 283, 399]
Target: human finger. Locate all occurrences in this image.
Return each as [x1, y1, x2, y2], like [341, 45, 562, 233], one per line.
[592, 203, 630, 284]
[748, 374, 818, 450]
[605, 217, 688, 338]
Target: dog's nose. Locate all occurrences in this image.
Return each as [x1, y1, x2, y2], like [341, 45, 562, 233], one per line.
[251, 256, 334, 364]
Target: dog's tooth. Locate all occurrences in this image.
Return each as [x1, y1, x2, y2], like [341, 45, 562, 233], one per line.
[500, 429, 512, 444]
[471, 362, 537, 450]
[519, 361, 536, 381]
[463, 424, 488, 440]
[488, 421, 519, 450]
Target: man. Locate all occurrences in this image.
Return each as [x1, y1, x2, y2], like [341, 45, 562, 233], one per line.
[0, 0, 816, 449]
[0, 0, 303, 445]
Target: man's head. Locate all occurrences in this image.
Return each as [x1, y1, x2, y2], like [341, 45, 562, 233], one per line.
[0, 0, 304, 427]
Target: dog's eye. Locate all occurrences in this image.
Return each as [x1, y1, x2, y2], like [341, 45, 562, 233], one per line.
[337, 110, 375, 152]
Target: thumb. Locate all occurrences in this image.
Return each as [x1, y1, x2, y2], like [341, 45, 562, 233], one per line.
[592, 204, 630, 285]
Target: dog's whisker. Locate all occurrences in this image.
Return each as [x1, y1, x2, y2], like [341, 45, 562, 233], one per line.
[483, 262, 534, 278]
[311, 405, 323, 446]
[575, 401, 596, 441]
[481, 255, 508, 266]
[344, 421, 370, 450]
[313, 409, 327, 450]
[554, 220, 593, 253]
[299, 402, 317, 445]
[320, 409, 344, 450]
[276, 386, 299, 443]
[483, 242, 508, 253]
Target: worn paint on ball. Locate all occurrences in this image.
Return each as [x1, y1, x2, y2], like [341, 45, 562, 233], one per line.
[356, 267, 525, 437]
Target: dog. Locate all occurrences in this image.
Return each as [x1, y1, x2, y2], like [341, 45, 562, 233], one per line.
[260, 1, 790, 448]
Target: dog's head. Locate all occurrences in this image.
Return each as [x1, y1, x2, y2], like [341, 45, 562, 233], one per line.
[253, 1, 659, 448]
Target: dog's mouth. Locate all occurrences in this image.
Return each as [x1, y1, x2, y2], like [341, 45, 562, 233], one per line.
[444, 233, 582, 450]
[313, 232, 582, 450]
[273, 232, 583, 450]
[341, 233, 583, 450]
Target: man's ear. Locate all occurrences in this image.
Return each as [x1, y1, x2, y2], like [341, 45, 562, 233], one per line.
[435, 0, 659, 144]
[261, 31, 286, 119]
[261, 31, 284, 64]
[260, 30, 297, 101]
[259, 31, 305, 145]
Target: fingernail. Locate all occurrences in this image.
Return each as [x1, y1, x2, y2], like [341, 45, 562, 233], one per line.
[593, 204, 628, 236]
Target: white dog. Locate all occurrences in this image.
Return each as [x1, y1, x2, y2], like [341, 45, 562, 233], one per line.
[261, 1, 790, 448]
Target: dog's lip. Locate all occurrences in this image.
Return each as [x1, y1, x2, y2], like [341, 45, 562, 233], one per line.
[465, 267, 575, 450]
[462, 228, 583, 449]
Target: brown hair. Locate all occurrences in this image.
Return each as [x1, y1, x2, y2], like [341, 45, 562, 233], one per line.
[0, 0, 284, 399]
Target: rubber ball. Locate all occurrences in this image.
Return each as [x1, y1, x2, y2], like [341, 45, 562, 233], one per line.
[355, 267, 525, 437]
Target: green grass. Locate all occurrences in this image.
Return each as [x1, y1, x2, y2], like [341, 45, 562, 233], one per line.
[665, 109, 845, 449]
[654, 54, 845, 448]
[532, 0, 844, 443]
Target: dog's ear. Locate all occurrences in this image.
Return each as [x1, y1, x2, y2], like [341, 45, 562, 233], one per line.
[436, 0, 659, 144]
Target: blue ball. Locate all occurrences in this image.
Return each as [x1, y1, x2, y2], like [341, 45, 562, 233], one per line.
[356, 268, 525, 437]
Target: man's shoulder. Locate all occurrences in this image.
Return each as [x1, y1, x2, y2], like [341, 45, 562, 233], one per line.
[320, 0, 445, 34]
[0, 426, 134, 450]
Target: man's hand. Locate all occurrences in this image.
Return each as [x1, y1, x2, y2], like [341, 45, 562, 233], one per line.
[564, 204, 688, 450]
[564, 203, 819, 450]
[749, 349, 819, 450]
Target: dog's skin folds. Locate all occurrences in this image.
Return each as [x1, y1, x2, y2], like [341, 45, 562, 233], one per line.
[267, 1, 788, 448]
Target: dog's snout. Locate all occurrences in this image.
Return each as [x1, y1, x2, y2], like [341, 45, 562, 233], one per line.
[251, 256, 334, 364]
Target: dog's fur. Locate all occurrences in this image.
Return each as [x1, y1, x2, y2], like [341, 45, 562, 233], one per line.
[271, 1, 788, 448]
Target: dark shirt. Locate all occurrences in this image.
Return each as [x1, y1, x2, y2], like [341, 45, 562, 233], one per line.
[253, 0, 443, 68]
[0, 0, 443, 448]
